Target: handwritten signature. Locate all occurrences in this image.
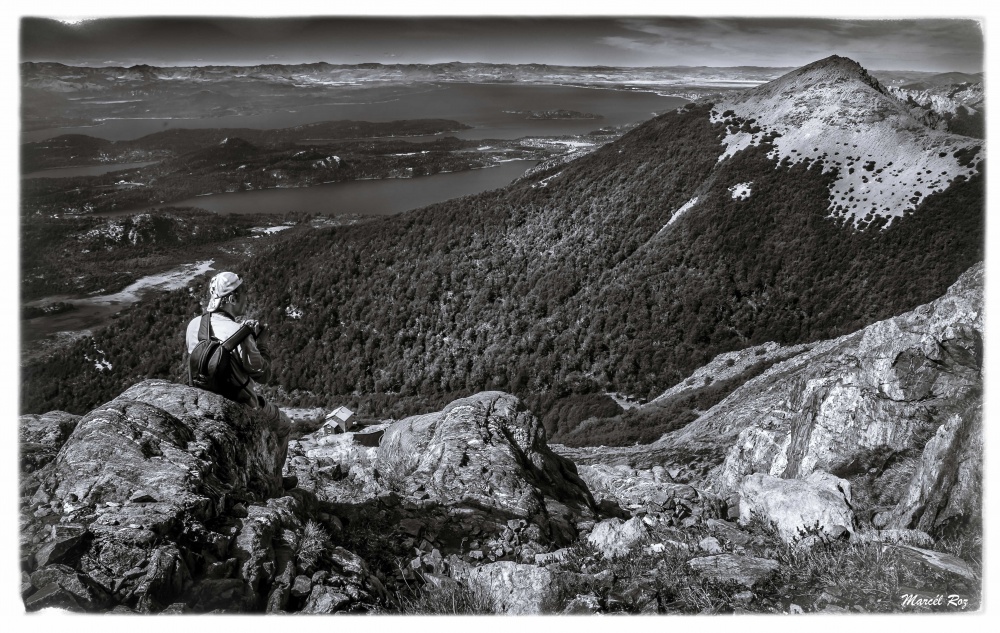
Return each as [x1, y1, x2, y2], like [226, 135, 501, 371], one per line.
[900, 593, 970, 609]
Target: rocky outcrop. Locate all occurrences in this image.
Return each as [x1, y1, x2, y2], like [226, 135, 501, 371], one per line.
[738, 472, 854, 543]
[20, 380, 383, 613]
[20, 384, 606, 612]
[884, 397, 982, 537]
[377, 393, 595, 523]
[287, 391, 598, 562]
[651, 263, 982, 537]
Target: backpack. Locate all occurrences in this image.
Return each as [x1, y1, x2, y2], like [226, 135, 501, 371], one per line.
[187, 313, 254, 401]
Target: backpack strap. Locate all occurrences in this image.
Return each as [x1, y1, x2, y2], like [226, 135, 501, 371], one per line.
[199, 313, 252, 350]
[198, 313, 213, 342]
[222, 323, 254, 352]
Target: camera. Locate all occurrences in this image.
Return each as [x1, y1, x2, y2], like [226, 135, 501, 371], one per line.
[243, 319, 268, 337]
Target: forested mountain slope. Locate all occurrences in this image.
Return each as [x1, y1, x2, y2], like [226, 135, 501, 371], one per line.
[22, 56, 984, 425]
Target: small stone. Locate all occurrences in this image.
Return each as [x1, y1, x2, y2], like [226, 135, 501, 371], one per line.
[301, 586, 350, 614]
[290, 575, 312, 598]
[25, 583, 81, 612]
[311, 570, 329, 585]
[563, 593, 601, 614]
[129, 491, 157, 503]
[790, 603, 804, 614]
[469, 550, 484, 560]
[699, 537, 723, 554]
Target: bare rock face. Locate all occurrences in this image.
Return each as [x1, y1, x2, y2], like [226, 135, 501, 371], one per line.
[738, 471, 854, 543]
[377, 392, 595, 523]
[20, 380, 383, 614]
[52, 380, 285, 509]
[280, 391, 601, 580]
[884, 398, 982, 537]
[655, 264, 982, 537]
[20, 411, 80, 474]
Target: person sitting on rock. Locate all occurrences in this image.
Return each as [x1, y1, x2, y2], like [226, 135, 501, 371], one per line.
[186, 271, 294, 489]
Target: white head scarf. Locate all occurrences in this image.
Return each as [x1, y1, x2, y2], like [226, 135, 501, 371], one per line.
[207, 271, 243, 312]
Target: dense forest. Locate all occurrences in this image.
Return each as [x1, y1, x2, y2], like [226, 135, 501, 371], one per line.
[21, 103, 985, 446]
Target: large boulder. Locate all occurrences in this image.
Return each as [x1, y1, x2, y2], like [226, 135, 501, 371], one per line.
[20, 380, 380, 614]
[377, 392, 596, 524]
[738, 471, 854, 543]
[287, 392, 597, 553]
[51, 380, 286, 510]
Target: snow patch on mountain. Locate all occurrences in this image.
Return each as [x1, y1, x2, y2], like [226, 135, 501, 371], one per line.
[710, 56, 983, 227]
[729, 183, 752, 200]
[251, 225, 294, 235]
[662, 196, 699, 230]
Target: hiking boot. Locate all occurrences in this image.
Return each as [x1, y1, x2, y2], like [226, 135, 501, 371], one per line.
[282, 475, 298, 490]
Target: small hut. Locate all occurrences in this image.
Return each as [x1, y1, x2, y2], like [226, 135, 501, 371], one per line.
[324, 406, 355, 433]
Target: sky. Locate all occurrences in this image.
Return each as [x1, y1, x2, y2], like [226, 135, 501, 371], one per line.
[19, 16, 984, 72]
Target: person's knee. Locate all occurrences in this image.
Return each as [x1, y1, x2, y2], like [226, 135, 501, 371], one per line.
[261, 401, 291, 439]
[277, 410, 292, 439]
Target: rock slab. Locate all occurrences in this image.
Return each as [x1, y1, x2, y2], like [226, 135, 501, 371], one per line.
[739, 471, 854, 543]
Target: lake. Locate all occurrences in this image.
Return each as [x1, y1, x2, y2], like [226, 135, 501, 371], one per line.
[24, 83, 686, 143]
[104, 160, 539, 217]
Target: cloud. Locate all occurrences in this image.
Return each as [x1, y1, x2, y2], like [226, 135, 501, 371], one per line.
[601, 17, 982, 71]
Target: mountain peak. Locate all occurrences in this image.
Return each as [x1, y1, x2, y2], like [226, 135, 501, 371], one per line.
[781, 55, 886, 94]
[708, 55, 982, 228]
[801, 54, 863, 72]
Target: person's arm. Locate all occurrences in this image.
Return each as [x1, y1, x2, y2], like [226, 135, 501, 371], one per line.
[239, 331, 272, 384]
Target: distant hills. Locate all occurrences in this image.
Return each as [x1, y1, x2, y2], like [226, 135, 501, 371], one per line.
[22, 56, 984, 431]
[21, 60, 794, 90]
